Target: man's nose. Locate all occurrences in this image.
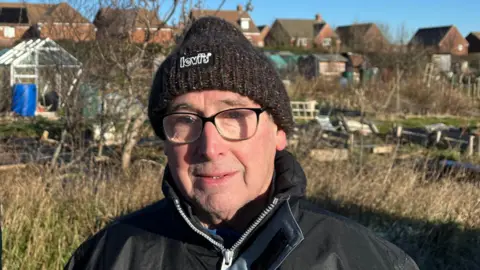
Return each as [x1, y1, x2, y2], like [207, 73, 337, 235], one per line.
[197, 122, 227, 160]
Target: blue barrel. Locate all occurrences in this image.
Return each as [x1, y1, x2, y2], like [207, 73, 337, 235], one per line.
[12, 84, 37, 117]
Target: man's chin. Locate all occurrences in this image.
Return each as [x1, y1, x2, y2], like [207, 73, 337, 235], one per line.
[195, 194, 243, 222]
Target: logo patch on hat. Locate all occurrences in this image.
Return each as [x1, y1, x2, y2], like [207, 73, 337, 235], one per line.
[179, 52, 214, 69]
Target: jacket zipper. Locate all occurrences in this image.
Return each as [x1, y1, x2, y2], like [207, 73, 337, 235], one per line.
[173, 197, 280, 269]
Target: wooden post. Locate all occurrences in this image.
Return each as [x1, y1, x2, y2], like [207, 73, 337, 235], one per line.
[478, 79, 480, 98]
[366, 121, 379, 134]
[396, 125, 403, 138]
[435, 130, 442, 144]
[423, 64, 428, 83]
[338, 115, 350, 133]
[477, 135, 480, 156]
[459, 74, 464, 92]
[348, 133, 355, 152]
[396, 64, 401, 112]
[467, 135, 475, 157]
[468, 76, 472, 97]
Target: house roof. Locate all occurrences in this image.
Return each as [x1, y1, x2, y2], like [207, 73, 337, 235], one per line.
[0, 2, 90, 24]
[190, 9, 259, 33]
[343, 53, 366, 67]
[280, 54, 302, 65]
[267, 54, 288, 69]
[95, 7, 166, 30]
[258, 25, 267, 32]
[311, 53, 348, 62]
[335, 23, 374, 41]
[133, 8, 165, 28]
[468, 32, 480, 40]
[409, 26, 453, 46]
[275, 19, 326, 38]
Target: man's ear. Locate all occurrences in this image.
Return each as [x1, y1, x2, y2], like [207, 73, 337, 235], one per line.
[275, 129, 287, 151]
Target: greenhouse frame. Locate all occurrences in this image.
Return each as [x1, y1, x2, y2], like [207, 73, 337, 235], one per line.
[0, 37, 81, 87]
[0, 38, 82, 112]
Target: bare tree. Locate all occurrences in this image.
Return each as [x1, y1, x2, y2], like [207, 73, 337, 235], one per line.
[36, 0, 257, 170]
[32, 0, 180, 169]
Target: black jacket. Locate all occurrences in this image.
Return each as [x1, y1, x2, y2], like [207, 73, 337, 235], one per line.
[65, 150, 419, 270]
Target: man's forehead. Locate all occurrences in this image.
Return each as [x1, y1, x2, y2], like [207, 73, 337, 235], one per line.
[170, 90, 258, 109]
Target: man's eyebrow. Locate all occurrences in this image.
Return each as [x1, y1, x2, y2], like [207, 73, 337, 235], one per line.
[217, 98, 251, 107]
[168, 98, 253, 113]
[168, 103, 199, 113]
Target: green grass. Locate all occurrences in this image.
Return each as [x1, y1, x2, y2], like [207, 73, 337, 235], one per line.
[0, 117, 65, 139]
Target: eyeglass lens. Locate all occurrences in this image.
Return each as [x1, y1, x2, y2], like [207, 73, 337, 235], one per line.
[163, 109, 260, 143]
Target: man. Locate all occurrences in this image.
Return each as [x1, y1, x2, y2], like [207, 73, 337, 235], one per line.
[65, 17, 419, 270]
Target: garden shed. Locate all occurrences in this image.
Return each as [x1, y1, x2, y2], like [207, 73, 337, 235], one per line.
[298, 53, 348, 79]
[0, 38, 82, 114]
[267, 54, 288, 71]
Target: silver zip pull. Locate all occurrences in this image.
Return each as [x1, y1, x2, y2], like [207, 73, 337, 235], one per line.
[220, 249, 234, 270]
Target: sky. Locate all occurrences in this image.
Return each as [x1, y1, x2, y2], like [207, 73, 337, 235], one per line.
[201, 0, 480, 40]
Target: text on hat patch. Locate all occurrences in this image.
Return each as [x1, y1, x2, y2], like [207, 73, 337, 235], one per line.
[180, 52, 213, 69]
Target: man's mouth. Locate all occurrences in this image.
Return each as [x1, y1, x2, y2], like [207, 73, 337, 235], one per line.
[197, 173, 233, 179]
[194, 172, 237, 183]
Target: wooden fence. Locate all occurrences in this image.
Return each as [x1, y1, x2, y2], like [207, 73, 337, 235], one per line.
[457, 74, 480, 99]
[395, 125, 480, 157]
[290, 101, 318, 121]
[423, 63, 480, 100]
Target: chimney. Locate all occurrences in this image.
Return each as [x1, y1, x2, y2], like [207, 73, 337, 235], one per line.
[237, 4, 243, 12]
[315, 13, 322, 22]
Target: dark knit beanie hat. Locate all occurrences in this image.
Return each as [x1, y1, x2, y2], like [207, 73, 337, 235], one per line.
[148, 16, 294, 140]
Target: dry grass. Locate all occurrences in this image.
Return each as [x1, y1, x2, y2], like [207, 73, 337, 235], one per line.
[303, 157, 480, 228]
[287, 75, 479, 116]
[1, 162, 164, 269]
[1, 146, 480, 269]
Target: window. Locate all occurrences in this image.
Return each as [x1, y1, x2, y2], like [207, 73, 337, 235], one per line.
[240, 18, 249, 30]
[322, 38, 332, 47]
[296, 38, 308, 47]
[457, 44, 464, 52]
[0, 7, 28, 23]
[4, 26, 15, 38]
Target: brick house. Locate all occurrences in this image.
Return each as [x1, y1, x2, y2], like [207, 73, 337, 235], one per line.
[0, 2, 95, 47]
[409, 25, 469, 56]
[264, 14, 340, 50]
[189, 5, 263, 47]
[466, 32, 480, 53]
[93, 8, 174, 45]
[257, 25, 270, 42]
[335, 23, 390, 52]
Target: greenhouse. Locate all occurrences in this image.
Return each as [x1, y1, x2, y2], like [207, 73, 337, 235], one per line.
[0, 38, 81, 86]
[0, 38, 82, 114]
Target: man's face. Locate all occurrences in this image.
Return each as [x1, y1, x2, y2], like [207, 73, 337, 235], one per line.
[163, 90, 287, 221]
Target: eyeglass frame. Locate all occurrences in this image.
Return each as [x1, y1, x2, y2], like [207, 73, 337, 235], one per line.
[161, 107, 266, 144]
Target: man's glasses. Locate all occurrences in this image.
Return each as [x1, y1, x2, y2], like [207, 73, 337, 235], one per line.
[162, 108, 266, 144]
